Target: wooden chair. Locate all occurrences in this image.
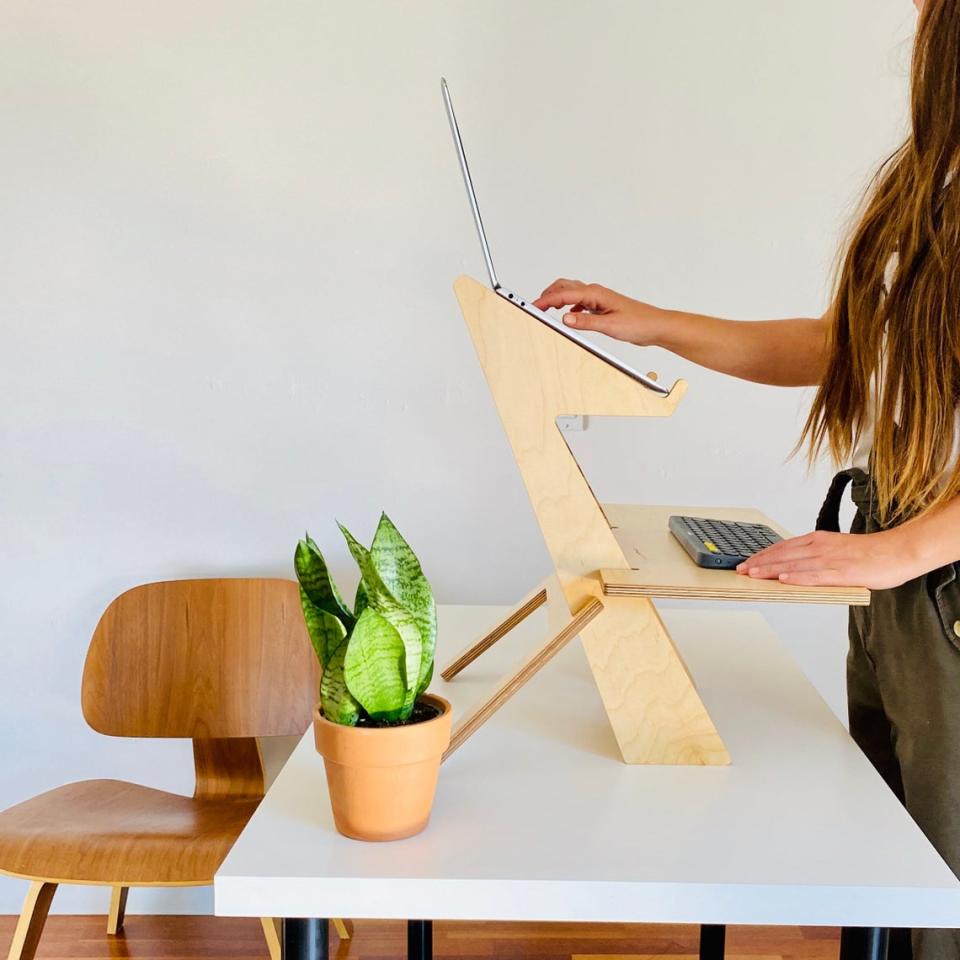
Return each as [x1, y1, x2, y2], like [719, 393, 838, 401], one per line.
[0, 578, 349, 960]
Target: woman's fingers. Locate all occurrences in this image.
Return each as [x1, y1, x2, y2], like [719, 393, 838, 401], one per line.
[539, 278, 583, 297]
[561, 311, 619, 334]
[534, 281, 613, 313]
[736, 534, 819, 572]
[531, 290, 571, 310]
[743, 558, 826, 579]
[534, 279, 584, 308]
[534, 289, 597, 311]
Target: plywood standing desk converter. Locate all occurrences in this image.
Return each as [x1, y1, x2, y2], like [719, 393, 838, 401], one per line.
[215, 605, 960, 960]
[446, 275, 869, 767]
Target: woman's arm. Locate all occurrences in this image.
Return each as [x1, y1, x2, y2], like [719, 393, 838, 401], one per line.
[533, 278, 830, 387]
[738, 497, 960, 589]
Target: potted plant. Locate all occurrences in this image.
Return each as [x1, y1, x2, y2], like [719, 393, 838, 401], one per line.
[295, 513, 451, 841]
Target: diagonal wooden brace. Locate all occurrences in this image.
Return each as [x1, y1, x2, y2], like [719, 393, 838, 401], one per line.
[441, 581, 550, 681]
[442, 597, 604, 762]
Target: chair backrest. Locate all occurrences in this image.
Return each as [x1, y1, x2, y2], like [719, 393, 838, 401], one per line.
[82, 578, 320, 738]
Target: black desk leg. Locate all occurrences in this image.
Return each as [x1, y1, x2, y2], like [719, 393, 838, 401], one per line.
[700, 924, 726, 960]
[839, 927, 890, 960]
[282, 918, 329, 960]
[408, 919, 433, 960]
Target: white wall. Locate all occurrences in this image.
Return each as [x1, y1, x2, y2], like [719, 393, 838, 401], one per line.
[0, 0, 913, 915]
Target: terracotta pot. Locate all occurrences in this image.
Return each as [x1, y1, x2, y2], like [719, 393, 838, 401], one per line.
[313, 694, 453, 841]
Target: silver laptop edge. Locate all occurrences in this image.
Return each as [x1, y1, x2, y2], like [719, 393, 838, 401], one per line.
[440, 77, 670, 398]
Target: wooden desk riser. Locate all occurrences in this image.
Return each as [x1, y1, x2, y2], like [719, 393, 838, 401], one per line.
[445, 276, 869, 767]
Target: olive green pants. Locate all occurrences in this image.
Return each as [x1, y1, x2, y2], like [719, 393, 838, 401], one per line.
[819, 470, 960, 960]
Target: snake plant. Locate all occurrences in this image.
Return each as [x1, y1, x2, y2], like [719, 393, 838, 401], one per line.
[294, 514, 437, 726]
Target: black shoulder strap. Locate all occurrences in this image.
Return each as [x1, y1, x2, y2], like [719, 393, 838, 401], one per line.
[815, 468, 868, 532]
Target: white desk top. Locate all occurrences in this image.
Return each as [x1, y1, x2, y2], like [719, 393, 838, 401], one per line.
[215, 605, 960, 927]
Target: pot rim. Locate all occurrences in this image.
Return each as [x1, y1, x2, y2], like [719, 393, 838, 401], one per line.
[313, 693, 451, 735]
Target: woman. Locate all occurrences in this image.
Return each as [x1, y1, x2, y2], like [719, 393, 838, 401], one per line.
[535, 2, 959, 958]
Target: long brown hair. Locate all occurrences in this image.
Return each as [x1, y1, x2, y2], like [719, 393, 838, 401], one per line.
[802, 0, 960, 523]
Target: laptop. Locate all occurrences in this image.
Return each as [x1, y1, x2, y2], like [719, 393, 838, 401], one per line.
[441, 78, 669, 397]
[442, 78, 783, 569]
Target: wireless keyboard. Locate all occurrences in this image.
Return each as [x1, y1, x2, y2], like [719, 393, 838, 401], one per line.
[668, 515, 782, 570]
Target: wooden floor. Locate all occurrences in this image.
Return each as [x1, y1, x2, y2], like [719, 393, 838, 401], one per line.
[0, 916, 840, 960]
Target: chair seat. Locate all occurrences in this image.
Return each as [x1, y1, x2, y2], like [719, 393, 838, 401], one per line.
[0, 779, 260, 885]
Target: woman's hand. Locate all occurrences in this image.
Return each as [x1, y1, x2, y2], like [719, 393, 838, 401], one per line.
[736, 529, 919, 590]
[533, 278, 669, 347]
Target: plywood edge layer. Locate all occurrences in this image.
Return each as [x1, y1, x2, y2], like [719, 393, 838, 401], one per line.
[600, 570, 870, 606]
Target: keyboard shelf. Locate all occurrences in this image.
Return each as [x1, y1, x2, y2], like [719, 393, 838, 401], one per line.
[600, 503, 870, 606]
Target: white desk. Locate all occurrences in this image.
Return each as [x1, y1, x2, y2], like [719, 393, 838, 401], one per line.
[216, 605, 960, 956]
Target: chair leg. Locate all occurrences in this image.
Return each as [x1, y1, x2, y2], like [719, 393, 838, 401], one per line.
[332, 918, 352, 940]
[6, 881, 57, 960]
[260, 917, 282, 960]
[106, 885, 129, 935]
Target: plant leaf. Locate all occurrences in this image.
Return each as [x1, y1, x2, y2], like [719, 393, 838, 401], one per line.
[418, 658, 434, 693]
[370, 513, 437, 696]
[354, 578, 369, 619]
[339, 523, 422, 708]
[299, 586, 347, 668]
[343, 608, 407, 721]
[320, 637, 361, 726]
[295, 536, 354, 630]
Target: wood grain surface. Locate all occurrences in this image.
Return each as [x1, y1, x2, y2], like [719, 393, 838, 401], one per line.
[0, 780, 259, 886]
[81, 578, 319, 738]
[0, 915, 842, 960]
